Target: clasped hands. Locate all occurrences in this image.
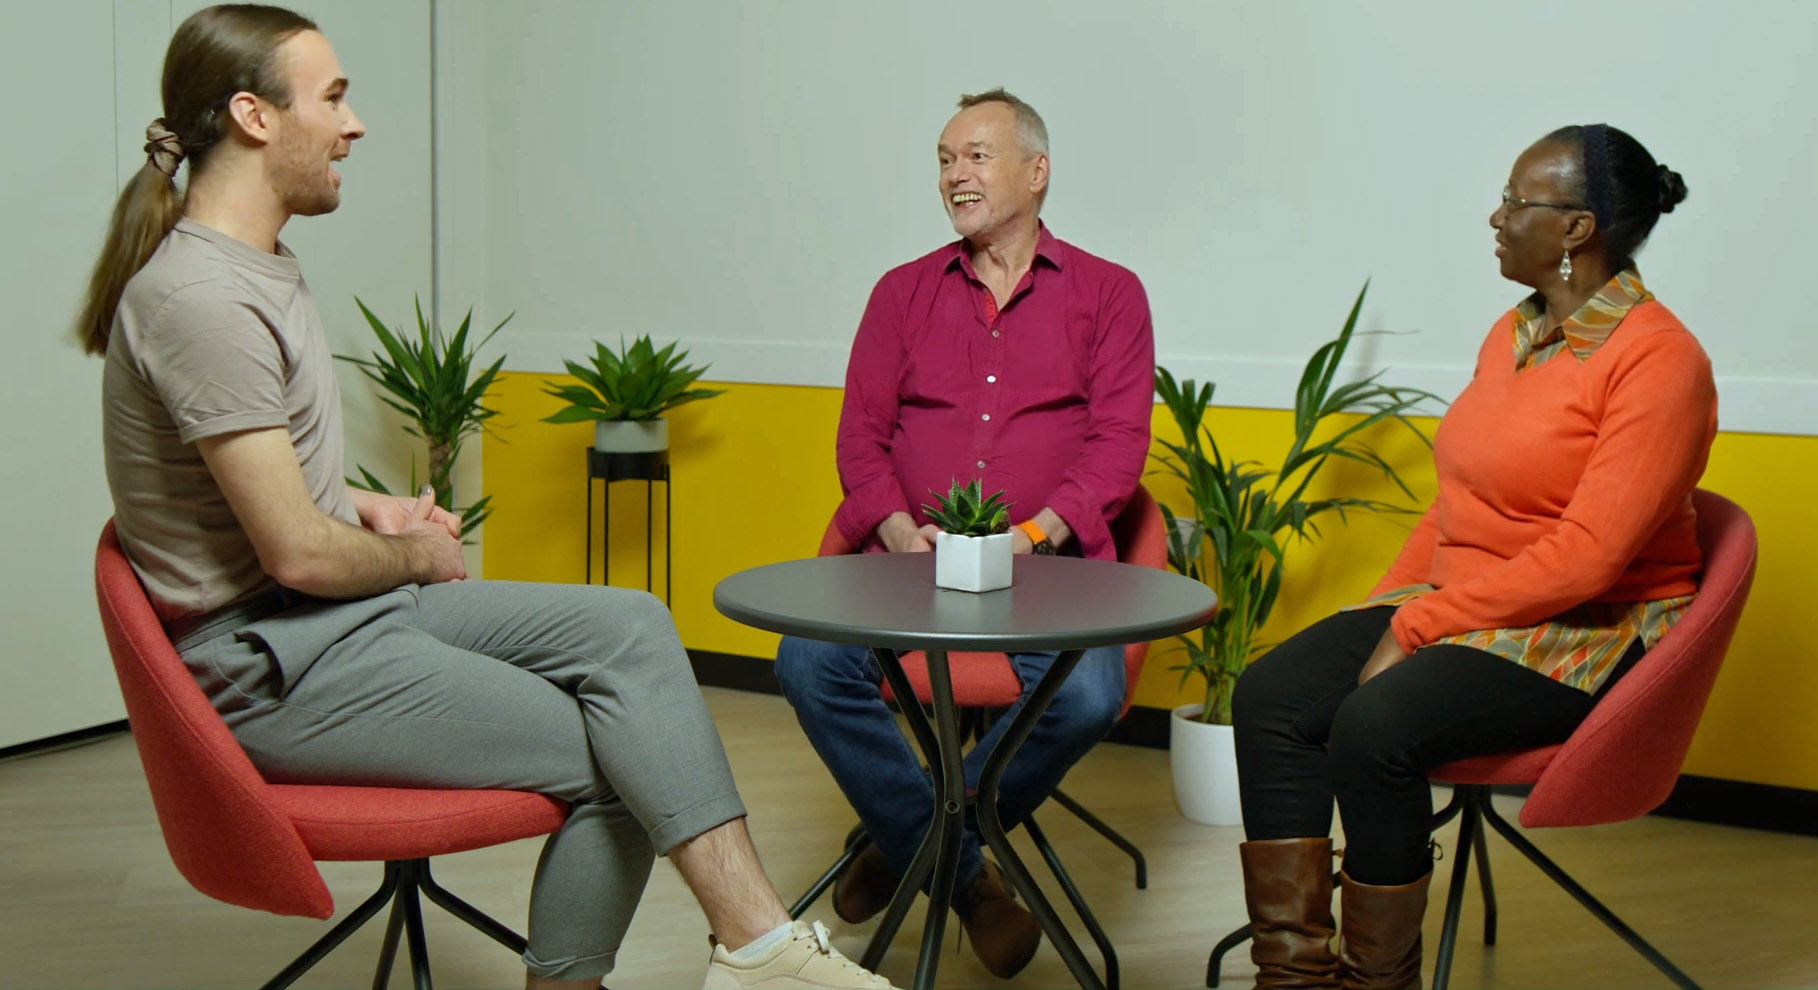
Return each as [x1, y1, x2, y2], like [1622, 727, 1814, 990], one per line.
[876, 511, 1040, 554]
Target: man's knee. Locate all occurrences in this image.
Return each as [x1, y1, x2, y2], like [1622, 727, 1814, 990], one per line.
[773, 636, 872, 708]
[1045, 655, 1125, 742]
[600, 587, 675, 643]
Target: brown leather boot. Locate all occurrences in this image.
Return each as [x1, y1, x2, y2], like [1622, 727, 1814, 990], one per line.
[1240, 838, 1340, 989]
[832, 842, 898, 924]
[1337, 870, 1430, 990]
[954, 860, 1042, 979]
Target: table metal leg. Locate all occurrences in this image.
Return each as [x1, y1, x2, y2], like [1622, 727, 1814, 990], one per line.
[860, 648, 976, 989]
[976, 648, 1108, 990]
[917, 651, 968, 988]
[861, 648, 944, 980]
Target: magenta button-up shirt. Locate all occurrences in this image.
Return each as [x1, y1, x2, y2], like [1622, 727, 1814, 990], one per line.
[833, 225, 1155, 561]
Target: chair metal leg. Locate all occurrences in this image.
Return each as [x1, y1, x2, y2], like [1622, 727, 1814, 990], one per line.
[373, 895, 406, 989]
[1431, 785, 1467, 830]
[791, 829, 870, 920]
[1472, 811, 1498, 947]
[263, 857, 533, 990]
[1432, 786, 1484, 990]
[396, 867, 433, 990]
[1205, 922, 1253, 988]
[1025, 815, 1118, 990]
[1477, 797, 1703, 989]
[1049, 788, 1147, 890]
[263, 860, 404, 990]
[419, 858, 529, 952]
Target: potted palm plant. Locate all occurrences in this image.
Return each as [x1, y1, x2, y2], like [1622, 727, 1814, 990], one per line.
[923, 478, 1014, 593]
[338, 297, 509, 538]
[1153, 282, 1440, 824]
[540, 336, 725, 452]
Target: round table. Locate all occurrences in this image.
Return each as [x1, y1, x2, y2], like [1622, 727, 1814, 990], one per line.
[715, 553, 1217, 990]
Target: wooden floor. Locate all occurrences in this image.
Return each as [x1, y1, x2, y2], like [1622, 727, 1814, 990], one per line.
[3, 687, 1814, 989]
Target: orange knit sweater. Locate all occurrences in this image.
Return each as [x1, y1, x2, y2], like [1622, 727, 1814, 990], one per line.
[1377, 300, 1718, 654]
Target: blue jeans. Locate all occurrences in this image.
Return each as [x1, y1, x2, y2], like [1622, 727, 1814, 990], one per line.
[774, 636, 1126, 888]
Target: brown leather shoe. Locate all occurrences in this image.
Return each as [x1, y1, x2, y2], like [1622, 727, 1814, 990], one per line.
[833, 842, 899, 924]
[954, 860, 1042, 979]
[1337, 870, 1430, 990]
[1241, 838, 1341, 988]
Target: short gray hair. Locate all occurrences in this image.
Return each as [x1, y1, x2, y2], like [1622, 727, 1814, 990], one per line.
[957, 87, 1048, 158]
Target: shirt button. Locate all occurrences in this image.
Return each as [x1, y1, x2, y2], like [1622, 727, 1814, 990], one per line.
[986, 375, 997, 383]
[991, 329, 1001, 338]
[976, 460, 986, 469]
[981, 414, 991, 422]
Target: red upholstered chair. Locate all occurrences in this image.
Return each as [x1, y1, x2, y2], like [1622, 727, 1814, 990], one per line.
[790, 486, 1169, 987]
[1207, 489, 1758, 990]
[94, 521, 569, 989]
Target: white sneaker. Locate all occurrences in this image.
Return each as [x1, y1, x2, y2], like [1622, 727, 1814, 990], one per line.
[703, 919, 897, 989]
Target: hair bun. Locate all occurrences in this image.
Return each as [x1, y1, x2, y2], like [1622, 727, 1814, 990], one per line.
[1656, 164, 1687, 214]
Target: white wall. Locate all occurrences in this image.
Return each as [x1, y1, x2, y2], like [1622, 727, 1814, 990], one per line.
[0, 1, 434, 749]
[0, 2, 131, 749]
[8, 0, 1813, 746]
[440, 0, 1818, 436]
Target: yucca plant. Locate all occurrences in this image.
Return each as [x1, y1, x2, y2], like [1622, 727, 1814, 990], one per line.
[337, 297, 510, 538]
[1154, 282, 1444, 724]
[922, 478, 1013, 537]
[541, 336, 725, 423]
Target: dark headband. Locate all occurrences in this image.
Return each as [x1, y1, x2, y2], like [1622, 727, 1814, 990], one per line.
[1583, 123, 1613, 230]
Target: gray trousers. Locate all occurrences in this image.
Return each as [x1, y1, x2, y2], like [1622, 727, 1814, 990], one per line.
[176, 580, 747, 982]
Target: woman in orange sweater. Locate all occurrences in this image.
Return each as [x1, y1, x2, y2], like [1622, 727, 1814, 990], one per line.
[1230, 125, 1710, 989]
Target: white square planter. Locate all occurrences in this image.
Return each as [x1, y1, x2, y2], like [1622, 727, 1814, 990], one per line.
[934, 531, 1013, 592]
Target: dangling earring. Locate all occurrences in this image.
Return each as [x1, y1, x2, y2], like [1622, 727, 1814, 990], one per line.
[1558, 249, 1573, 280]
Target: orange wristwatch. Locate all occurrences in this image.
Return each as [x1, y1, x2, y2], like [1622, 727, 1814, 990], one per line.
[1016, 519, 1056, 555]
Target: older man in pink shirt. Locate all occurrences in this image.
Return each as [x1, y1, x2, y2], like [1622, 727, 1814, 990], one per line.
[774, 88, 1154, 980]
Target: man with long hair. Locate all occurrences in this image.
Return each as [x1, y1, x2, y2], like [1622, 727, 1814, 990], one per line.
[82, 7, 892, 989]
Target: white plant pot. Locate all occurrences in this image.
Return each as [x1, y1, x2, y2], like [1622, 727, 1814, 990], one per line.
[934, 531, 1013, 593]
[593, 418, 668, 453]
[1171, 704, 1244, 826]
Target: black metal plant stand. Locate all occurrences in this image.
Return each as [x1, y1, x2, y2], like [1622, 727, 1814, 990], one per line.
[584, 447, 670, 604]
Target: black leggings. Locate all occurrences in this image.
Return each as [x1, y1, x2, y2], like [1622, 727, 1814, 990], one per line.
[1232, 607, 1642, 885]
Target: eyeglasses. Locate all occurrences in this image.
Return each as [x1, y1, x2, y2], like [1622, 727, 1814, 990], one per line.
[1501, 187, 1586, 213]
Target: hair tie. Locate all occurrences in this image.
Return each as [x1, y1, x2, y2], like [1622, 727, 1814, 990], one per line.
[1582, 123, 1613, 230]
[144, 119, 185, 179]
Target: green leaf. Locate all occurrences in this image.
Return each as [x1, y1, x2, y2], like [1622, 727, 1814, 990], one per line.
[923, 477, 1014, 537]
[337, 296, 508, 541]
[1151, 278, 1439, 723]
[543, 335, 724, 423]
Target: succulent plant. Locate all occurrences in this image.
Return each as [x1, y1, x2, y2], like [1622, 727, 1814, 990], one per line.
[922, 478, 1012, 537]
[541, 335, 725, 423]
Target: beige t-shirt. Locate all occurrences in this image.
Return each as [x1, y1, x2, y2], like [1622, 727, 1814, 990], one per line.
[103, 218, 358, 621]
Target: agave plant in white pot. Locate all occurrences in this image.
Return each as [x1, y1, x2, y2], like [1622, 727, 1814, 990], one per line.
[540, 335, 725, 452]
[922, 479, 1015, 593]
[1153, 283, 1440, 825]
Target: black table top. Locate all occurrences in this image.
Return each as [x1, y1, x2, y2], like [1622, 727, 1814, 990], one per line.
[713, 553, 1218, 653]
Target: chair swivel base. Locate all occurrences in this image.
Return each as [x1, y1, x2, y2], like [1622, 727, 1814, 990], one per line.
[262, 857, 530, 990]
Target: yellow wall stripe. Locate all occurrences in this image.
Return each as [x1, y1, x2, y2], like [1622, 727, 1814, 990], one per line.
[483, 374, 1816, 791]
